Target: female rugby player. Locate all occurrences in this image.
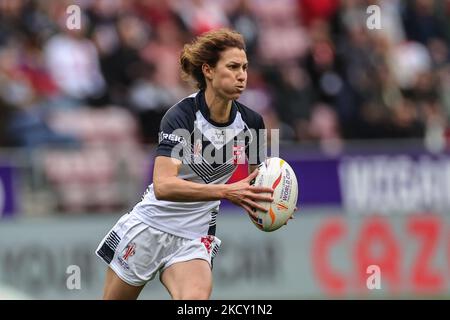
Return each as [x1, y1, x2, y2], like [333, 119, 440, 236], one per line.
[96, 28, 275, 300]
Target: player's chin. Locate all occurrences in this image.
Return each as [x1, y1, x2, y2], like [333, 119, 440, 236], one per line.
[228, 90, 244, 100]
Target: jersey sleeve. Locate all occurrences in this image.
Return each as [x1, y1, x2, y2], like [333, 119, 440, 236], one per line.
[156, 106, 193, 160]
[244, 113, 267, 165]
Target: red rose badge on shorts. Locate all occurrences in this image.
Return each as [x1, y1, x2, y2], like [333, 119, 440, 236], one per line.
[122, 242, 136, 261]
[201, 236, 214, 254]
[117, 242, 136, 270]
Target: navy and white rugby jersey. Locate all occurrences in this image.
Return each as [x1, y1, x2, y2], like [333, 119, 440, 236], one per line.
[132, 90, 266, 239]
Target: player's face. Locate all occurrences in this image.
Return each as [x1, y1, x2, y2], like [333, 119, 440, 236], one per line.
[208, 47, 248, 100]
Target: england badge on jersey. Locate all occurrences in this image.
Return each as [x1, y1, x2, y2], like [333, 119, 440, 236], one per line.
[233, 141, 246, 165]
[193, 138, 203, 163]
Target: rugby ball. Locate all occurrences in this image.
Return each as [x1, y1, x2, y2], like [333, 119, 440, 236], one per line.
[249, 157, 298, 232]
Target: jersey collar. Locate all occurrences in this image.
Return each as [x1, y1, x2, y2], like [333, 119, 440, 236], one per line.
[195, 90, 238, 127]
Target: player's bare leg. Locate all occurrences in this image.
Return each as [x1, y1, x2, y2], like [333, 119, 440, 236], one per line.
[160, 259, 212, 300]
[102, 267, 145, 300]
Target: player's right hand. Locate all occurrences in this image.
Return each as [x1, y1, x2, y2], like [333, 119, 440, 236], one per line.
[224, 169, 274, 218]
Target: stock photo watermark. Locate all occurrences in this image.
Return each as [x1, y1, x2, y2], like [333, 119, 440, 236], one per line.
[161, 128, 279, 166]
[66, 265, 81, 290]
[366, 5, 381, 30]
[366, 265, 381, 290]
[66, 5, 81, 30]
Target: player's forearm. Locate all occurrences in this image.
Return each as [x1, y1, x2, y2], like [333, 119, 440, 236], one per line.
[153, 176, 228, 202]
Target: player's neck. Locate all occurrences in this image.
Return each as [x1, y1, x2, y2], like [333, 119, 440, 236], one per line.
[204, 88, 232, 124]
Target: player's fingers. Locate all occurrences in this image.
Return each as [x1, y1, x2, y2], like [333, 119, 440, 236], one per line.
[249, 186, 274, 194]
[242, 203, 257, 219]
[243, 198, 267, 212]
[246, 169, 258, 182]
[248, 193, 273, 202]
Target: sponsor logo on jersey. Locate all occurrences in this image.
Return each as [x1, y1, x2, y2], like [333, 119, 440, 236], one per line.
[209, 129, 226, 146]
[214, 129, 225, 140]
[158, 131, 185, 145]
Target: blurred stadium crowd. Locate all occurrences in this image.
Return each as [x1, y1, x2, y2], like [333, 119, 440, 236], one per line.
[1, 0, 450, 213]
[3, 1, 450, 300]
[1, 0, 450, 148]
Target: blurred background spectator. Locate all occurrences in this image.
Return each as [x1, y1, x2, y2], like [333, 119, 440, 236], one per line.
[1, 0, 450, 212]
[1, 0, 450, 147]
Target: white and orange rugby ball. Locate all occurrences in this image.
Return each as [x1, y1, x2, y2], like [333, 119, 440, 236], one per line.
[249, 157, 299, 232]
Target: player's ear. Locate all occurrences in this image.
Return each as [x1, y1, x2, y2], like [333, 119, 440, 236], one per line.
[202, 63, 213, 81]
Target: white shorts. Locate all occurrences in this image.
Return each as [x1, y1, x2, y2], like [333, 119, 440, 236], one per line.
[95, 213, 221, 286]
